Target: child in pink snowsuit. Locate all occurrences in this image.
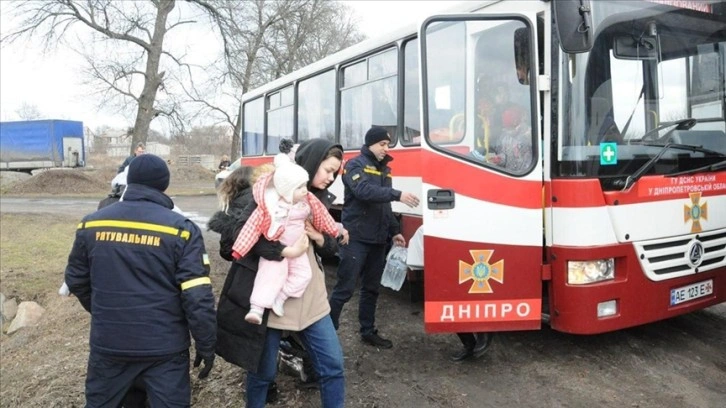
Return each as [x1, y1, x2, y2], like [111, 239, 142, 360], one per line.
[232, 155, 340, 324]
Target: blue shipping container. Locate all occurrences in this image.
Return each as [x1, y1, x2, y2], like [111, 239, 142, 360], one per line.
[0, 120, 85, 170]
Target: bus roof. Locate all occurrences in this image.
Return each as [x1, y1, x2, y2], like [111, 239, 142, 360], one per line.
[240, 0, 496, 103]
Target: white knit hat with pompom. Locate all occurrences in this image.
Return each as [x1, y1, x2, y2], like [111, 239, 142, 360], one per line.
[273, 153, 309, 203]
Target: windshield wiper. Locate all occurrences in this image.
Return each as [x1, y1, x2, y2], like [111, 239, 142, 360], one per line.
[616, 142, 722, 191]
[667, 159, 726, 177]
[630, 141, 726, 157]
[628, 118, 697, 143]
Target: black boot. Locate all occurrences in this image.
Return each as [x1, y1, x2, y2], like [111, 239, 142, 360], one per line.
[266, 382, 278, 403]
[361, 330, 393, 349]
[296, 355, 320, 389]
[472, 332, 493, 358]
[450, 347, 474, 362]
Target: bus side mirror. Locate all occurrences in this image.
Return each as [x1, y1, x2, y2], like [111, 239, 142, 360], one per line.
[553, 0, 594, 54]
[613, 35, 658, 60]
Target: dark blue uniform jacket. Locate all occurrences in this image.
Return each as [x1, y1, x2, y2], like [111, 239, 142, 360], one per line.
[341, 145, 402, 245]
[65, 184, 216, 358]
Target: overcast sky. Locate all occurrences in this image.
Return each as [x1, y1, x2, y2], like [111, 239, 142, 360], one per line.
[0, 1, 457, 132]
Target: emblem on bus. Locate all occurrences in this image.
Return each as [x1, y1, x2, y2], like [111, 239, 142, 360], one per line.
[684, 192, 708, 233]
[686, 240, 705, 268]
[458, 250, 504, 294]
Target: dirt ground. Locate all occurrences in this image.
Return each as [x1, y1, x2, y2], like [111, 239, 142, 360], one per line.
[1, 159, 725, 407]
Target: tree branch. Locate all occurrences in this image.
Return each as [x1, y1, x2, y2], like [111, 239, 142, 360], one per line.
[60, 0, 152, 52]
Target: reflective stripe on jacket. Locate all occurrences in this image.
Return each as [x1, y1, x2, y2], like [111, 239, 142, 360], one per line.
[341, 146, 401, 244]
[65, 184, 216, 358]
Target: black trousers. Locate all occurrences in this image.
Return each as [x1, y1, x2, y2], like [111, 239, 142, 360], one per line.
[85, 350, 190, 408]
[329, 240, 387, 335]
[456, 332, 477, 350]
[121, 378, 148, 408]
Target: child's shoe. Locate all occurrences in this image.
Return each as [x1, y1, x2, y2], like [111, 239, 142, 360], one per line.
[245, 308, 263, 325]
[272, 297, 285, 317]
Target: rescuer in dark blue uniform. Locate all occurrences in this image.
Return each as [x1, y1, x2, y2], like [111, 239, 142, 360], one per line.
[329, 126, 419, 349]
[65, 154, 216, 407]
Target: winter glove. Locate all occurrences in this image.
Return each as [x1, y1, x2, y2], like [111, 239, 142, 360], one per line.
[193, 350, 215, 379]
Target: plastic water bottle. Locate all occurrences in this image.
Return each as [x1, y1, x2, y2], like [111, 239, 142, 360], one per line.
[381, 246, 408, 291]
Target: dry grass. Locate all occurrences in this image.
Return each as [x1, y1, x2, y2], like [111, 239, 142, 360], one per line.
[0, 296, 89, 407]
[0, 213, 89, 407]
[0, 213, 77, 303]
[0, 212, 317, 407]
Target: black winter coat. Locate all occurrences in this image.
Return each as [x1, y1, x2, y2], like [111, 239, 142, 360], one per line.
[208, 187, 283, 371]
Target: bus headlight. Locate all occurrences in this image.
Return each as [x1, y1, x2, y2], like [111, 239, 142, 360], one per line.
[567, 259, 615, 285]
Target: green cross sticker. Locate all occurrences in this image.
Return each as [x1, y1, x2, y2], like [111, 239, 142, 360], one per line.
[600, 142, 618, 165]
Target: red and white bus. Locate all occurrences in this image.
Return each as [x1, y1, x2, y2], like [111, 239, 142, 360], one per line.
[237, 0, 726, 335]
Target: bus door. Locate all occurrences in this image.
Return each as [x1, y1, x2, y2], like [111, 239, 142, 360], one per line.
[419, 13, 544, 333]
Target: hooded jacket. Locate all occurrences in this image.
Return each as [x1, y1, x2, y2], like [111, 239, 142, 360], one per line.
[295, 138, 342, 208]
[212, 139, 341, 372]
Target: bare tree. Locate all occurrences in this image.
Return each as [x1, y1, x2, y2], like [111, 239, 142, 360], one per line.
[171, 124, 230, 155]
[2, 0, 363, 159]
[2, 0, 218, 155]
[262, 0, 365, 78]
[15, 102, 43, 120]
[185, 0, 364, 159]
[180, 0, 298, 159]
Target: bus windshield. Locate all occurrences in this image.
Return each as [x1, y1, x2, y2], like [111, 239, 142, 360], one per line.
[558, 1, 726, 188]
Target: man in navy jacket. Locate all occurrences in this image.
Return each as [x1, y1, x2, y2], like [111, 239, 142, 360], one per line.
[65, 154, 216, 407]
[329, 126, 419, 349]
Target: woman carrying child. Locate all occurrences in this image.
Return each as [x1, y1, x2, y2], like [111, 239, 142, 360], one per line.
[211, 139, 346, 408]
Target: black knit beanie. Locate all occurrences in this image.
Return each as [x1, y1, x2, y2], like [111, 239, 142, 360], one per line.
[364, 126, 391, 146]
[127, 154, 170, 192]
[279, 138, 294, 154]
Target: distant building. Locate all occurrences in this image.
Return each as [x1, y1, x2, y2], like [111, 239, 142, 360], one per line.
[177, 154, 216, 170]
[94, 128, 170, 158]
[142, 142, 171, 157]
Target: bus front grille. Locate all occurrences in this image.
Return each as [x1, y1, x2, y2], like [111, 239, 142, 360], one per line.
[634, 228, 726, 281]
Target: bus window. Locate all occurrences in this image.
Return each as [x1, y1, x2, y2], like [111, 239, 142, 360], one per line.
[340, 48, 398, 149]
[369, 47, 397, 77]
[425, 21, 465, 146]
[402, 38, 421, 145]
[343, 60, 366, 86]
[266, 85, 294, 154]
[659, 58, 688, 122]
[473, 21, 534, 174]
[426, 19, 534, 175]
[690, 47, 725, 124]
[243, 97, 264, 156]
[297, 70, 336, 142]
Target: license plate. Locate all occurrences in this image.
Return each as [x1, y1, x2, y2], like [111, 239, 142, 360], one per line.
[670, 279, 713, 306]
